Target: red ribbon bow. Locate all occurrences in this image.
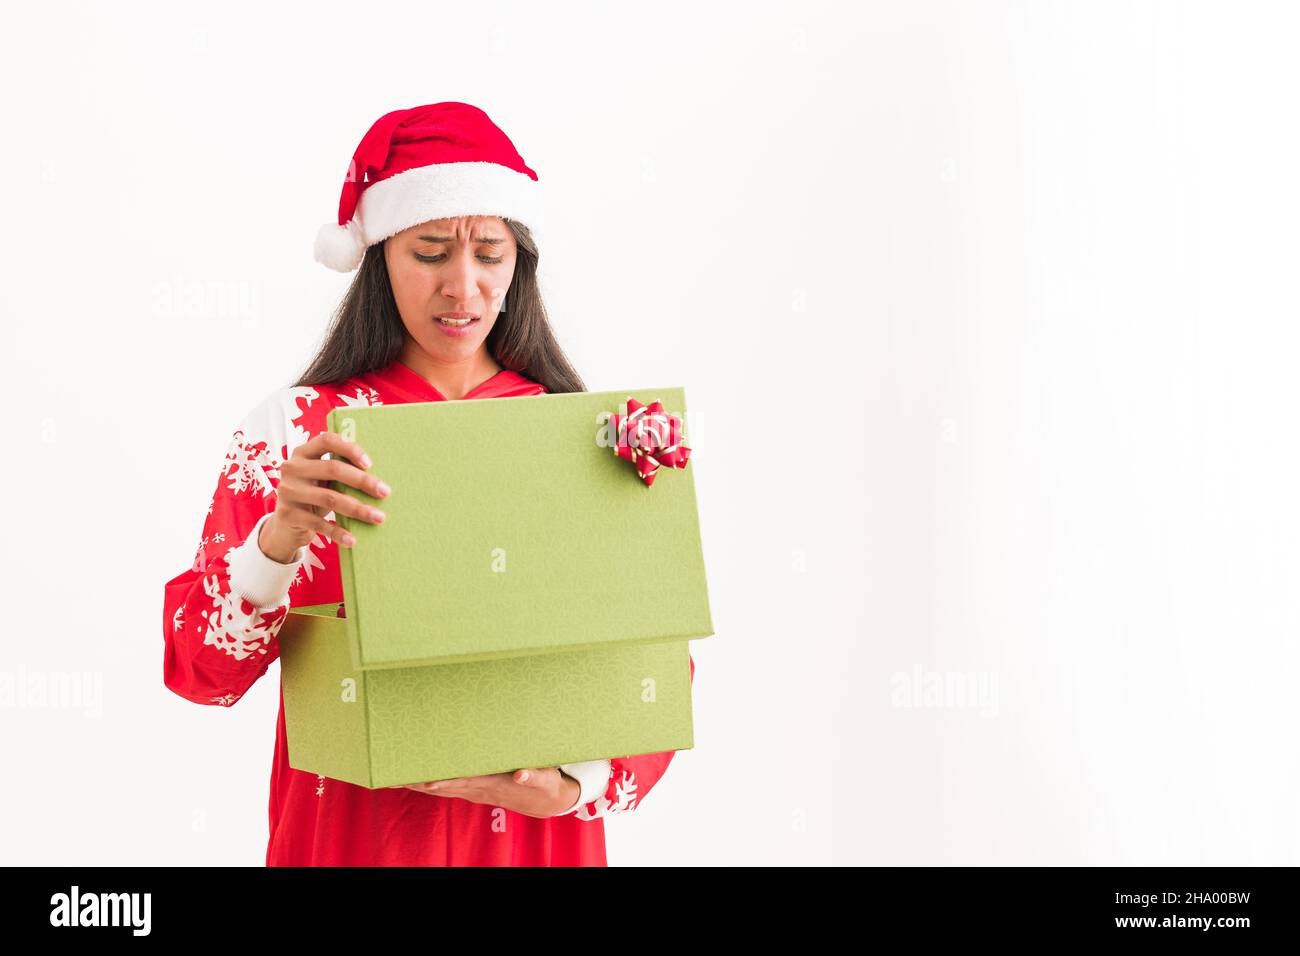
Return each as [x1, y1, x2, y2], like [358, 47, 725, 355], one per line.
[611, 397, 691, 487]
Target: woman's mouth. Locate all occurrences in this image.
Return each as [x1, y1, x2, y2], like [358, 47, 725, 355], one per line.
[433, 313, 480, 336]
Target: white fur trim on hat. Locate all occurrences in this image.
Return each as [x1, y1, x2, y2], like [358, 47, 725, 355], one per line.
[313, 217, 368, 272]
[358, 161, 544, 248]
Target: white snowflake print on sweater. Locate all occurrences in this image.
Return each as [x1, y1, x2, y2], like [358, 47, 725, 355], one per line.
[221, 428, 280, 498]
[186, 387, 315, 673]
[573, 768, 639, 820]
[336, 385, 383, 408]
[201, 563, 285, 661]
[291, 538, 329, 588]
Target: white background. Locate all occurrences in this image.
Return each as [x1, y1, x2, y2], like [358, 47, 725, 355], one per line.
[2, 0, 1297, 865]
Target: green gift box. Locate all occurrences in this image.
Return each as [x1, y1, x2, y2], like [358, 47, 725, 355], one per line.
[278, 387, 714, 788]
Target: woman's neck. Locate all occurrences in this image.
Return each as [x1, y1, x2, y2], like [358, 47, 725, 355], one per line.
[398, 343, 503, 400]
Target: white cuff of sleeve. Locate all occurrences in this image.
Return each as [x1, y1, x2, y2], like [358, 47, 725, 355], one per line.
[555, 759, 612, 816]
[226, 512, 307, 609]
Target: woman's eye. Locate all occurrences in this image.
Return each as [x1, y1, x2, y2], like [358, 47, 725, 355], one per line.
[414, 253, 504, 264]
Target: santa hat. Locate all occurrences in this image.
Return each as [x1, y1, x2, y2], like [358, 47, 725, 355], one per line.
[314, 102, 543, 272]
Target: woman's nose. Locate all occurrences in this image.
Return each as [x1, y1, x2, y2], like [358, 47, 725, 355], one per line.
[440, 256, 482, 302]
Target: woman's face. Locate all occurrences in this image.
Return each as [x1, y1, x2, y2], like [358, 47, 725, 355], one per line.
[383, 215, 516, 364]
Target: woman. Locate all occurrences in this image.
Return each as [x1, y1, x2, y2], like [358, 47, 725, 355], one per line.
[161, 102, 693, 866]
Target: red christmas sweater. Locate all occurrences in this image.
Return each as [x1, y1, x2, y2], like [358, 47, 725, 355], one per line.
[162, 358, 694, 866]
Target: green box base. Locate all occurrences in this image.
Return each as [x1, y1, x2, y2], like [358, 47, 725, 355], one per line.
[279, 604, 695, 789]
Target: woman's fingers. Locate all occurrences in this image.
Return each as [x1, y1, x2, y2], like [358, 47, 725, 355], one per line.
[283, 455, 391, 503]
[264, 501, 355, 548]
[300, 429, 374, 471]
[277, 475, 386, 527]
[260, 430, 391, 553]
[277, 431, 390, 540]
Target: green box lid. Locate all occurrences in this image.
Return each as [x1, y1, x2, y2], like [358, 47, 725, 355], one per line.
[325, 387, 713, 671]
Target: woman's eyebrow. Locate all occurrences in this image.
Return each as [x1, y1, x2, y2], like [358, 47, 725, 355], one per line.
[416, 234, 505, 244]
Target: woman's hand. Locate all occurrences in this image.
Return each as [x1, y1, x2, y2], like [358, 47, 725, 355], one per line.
[387, 768, 581, 818]
[260, 431, 391, 562]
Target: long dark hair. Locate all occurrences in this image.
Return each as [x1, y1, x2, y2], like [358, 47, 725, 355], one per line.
[291, 219, 586, 394]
